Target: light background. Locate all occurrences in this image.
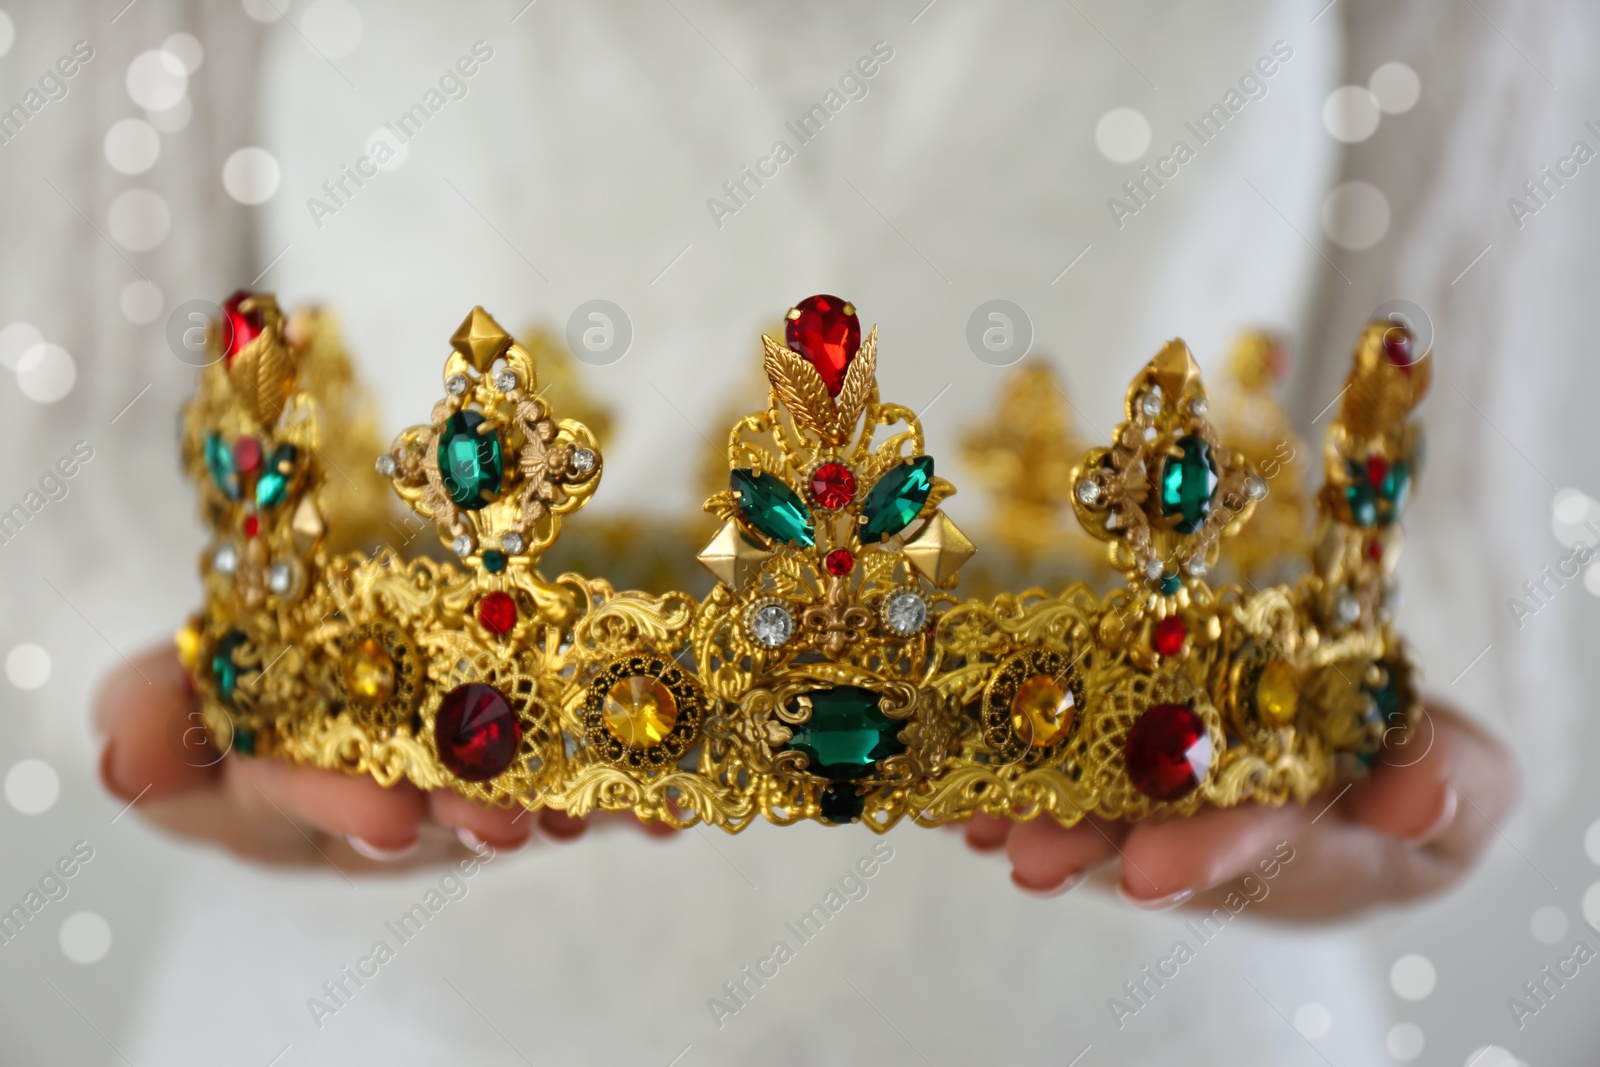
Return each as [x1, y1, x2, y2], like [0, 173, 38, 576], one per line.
[1, 1, 1598, 1065]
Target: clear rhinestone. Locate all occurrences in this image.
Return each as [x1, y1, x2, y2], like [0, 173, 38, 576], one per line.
[212, 543, 238, 575]
[1140, 391, 1163, 418]
[1185, 555, 1209, 577]
[749, 603, 793, 648]
[571, 448, 597, 473]
[267, 561, 292, 594]
[1075, 479, 1102, 506]
[1245, 474, 1268, 501]
[1144, 557, 1165, 580]
[445, 373, 469, 397]
[1189, 396, 1209, 417]
[374, 453, 396, 477]
[452, 533, 474, 558]
[502, 531, 524, 555]
[885, 592, 928, 636]
[1336, 593, 1362, 625]
[493, 369, 517, 392]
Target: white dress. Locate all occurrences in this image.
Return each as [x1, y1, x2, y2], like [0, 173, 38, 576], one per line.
[0, 2, 1588, 1065]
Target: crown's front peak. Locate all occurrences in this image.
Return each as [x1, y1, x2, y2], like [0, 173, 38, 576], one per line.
[1151, 338, 1203, 400]
[450, 305, 514, 372]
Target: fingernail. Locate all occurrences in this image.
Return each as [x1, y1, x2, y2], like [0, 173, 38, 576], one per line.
[347, 835, 419, 862]
[1012, 870, 1089, 899]
[1117, 883, 1194, 911]
[455, 827, 486, 851]
[97, 740, 134, 802]
[1407, 785, 1459, 844]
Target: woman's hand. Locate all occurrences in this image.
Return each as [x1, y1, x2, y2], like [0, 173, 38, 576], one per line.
[94, 645, 668, 873]
[965, 700, 1519, 921]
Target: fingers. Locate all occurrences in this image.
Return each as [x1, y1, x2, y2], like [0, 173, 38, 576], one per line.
[963, 812, 1015, 853]
[1006, 817, 1124, 895]
[94, 645, 219, 803]
[226, 756, 428, 852]
[1116, 802, 1309, 904]
[428, 790, 534, 849]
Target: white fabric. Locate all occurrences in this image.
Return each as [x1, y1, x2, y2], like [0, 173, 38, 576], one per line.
[0, 1, 1589, 1064]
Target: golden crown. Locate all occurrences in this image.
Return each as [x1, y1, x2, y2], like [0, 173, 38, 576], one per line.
[175, 292, 1428, 830]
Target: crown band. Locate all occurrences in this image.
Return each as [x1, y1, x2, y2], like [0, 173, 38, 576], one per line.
[175, 292, 1427, 830]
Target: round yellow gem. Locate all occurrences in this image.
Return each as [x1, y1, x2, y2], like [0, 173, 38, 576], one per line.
[604, 675, 679, 748]
[1010, 673, 1076, 748]
[1255, 660, 1300, 726]
[343, 636, 396, 705]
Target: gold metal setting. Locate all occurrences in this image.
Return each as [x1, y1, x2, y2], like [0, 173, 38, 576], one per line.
[176, 293, 1429, 831]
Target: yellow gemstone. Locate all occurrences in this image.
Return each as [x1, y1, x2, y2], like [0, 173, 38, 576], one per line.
[344, 636, 395, 705]
[174, 622, 202, 672]
[1010, 673, 1076, 748]
[1255, 660, 1300, 726]
[604, 675, 679, 748]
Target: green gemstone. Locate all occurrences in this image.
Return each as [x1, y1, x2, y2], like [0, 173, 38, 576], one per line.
[438, 411, 504, 511]
[860, 456, 934, 544]
[212, 630, 251, 707]
[1159, 434, 1218, 534]
[255, 443, 297, 508]
[233, 728, 256, 757]
[1345, 477, 1378, 526]
[205, 433, 241, 500]
[818, 783, 865, 825]
[1345, 459, 1412, 527]
[1378, 462, 1411, 527]
[783, 685, 906, 781]
[731, 469, 814, 547]
[481, 549, 507, 573]
[1159, 573, 1181, 595]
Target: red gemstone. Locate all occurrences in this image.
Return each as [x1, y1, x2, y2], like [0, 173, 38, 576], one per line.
[1381, 326, 1415, 375]
[242, 513, 260, 538]
[1366, 538, 1384, 563]
[785, 295, 860, 397]
[810, 462, 858, 509]
[434, 682, 521, 782]
[1124, 703, 1212, 802]
[825, 548, 855, 577]
[477, 591, 518, 636]
[1152, 615, 1187, 657]
[1366, 456, 1391, 489]
[222, 290, 265, 366]
[234, 435, 263, 473]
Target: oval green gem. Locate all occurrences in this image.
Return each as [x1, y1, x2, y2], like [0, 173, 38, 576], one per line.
[212, 630, 252, 707]
[438, 411, 504, 511]
[255, 443, 296, 508]
[730, 468, 814, 547]
[783, 686, 906, 781]
[1159, 434, 1218, 535]
[205, 433, 241, 500]
[860, 456, 934, 544]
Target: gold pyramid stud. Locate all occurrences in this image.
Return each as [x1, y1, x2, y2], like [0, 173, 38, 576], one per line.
[290, 496, 325, 554]
[1151, 339, 1202, 400]
[902, 511, 975, 586]
[450, 306, 514, 372]
[696, 519, 772, 590]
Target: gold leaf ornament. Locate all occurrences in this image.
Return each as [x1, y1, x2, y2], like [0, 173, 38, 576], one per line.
[761, 335, 837, 441]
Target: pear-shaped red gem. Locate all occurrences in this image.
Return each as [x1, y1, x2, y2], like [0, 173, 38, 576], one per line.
[785, 295, 860, 397]
[222, 290, 265, 366]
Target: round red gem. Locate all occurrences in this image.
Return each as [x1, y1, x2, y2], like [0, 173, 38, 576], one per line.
[785, 295, 860, 398]
[1365, 456, 1391, 489]
[1124, 703, 1212, 802]
[1152, 615, 1188, 657]
[233, 435, 263, 473]
[222, 290, 265, 366]
[1366, 538, 1384, 563]
[434, 682, 521, 782]
[824, 548, 855, 577]
[810, 462, 857, 509]
[1381, 325, 1415, 374]
[242, 514, 260, 538]
[477, 591, 518, 636]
